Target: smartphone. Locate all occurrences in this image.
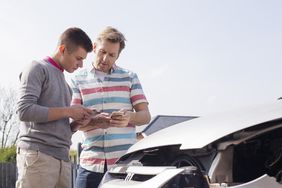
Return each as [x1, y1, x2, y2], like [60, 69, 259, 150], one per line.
[110, 111, 124, 118]
[91, 109, 100, 117]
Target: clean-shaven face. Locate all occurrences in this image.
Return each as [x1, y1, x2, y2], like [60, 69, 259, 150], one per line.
[62, 46, 88, 73]
[93, 40, 120, 73]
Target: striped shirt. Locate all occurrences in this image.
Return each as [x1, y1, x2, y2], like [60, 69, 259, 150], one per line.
[70, 64, 148, 172]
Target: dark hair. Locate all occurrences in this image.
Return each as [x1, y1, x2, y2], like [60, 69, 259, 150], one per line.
[59, 27, 93, 53]
[96, 26, 126, 54]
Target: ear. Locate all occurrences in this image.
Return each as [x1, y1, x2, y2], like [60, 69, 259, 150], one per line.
[93, 42, 97, 53]
[59, 44, 66, 54]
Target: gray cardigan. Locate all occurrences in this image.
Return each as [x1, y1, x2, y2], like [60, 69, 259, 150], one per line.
[17, 59, 73, 161]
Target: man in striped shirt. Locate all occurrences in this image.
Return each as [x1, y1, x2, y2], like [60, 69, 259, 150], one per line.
[70, 26, 151, 188]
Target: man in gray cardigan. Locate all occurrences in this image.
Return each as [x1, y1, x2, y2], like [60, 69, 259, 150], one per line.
[16, 27, 93, 188]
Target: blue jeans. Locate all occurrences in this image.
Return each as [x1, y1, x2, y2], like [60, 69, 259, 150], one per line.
[75, 166, 105, 188]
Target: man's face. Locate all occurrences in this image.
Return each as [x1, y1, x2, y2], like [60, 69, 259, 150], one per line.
[93, 40, 120, 73]
[61, 46, 88, 73]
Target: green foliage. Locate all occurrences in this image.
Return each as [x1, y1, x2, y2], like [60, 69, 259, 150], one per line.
[0, 145, 17, 163]
[0, 147, 78, 163]
[69, 149, 78, 163]
[69, 149, 77, 157]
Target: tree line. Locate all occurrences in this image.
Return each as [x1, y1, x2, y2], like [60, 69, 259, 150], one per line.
[0, 86, 19, 149]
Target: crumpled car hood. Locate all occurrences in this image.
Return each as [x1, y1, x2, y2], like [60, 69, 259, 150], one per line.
[128, 101, 282, 154]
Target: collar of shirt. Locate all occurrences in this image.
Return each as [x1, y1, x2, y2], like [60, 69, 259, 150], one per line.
[90, 63, 117, 75]
[45, 56, 64, 72]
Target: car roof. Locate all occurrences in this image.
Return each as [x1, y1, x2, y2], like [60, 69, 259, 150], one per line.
[128, 100, 282, 154]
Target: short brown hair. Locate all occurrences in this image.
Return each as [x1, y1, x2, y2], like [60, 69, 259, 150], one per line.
[59, 27, 93, 53]
[96, 26, 126, 54]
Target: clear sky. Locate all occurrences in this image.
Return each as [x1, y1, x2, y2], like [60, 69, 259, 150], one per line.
[1, 0, 282, 147]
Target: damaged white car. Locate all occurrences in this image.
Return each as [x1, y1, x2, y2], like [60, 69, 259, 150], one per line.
[99, 100, 282, 188]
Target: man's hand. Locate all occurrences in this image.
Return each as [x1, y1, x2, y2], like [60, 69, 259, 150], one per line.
[47, 105, 94, 122]
[69, 106, 93, 121]
[78, 112, 111, 131]
[92, 112, 111, 124]
[70, 116, 92, 132]
[109, 110, 131, 127]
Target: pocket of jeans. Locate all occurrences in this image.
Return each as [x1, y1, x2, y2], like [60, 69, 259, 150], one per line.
[24, 150, 39, 167]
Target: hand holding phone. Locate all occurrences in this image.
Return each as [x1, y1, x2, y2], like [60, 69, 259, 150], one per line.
[91, 109, 100, 117]
[110, 111, 124, 119]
